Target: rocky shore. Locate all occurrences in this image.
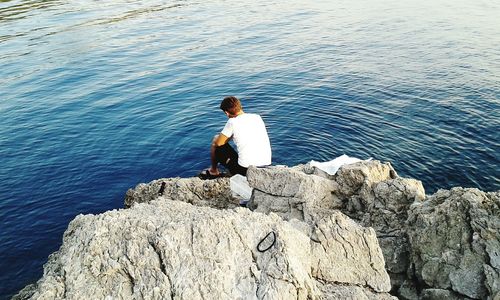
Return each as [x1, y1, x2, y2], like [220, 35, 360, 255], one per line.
[15, 161, 499, 299]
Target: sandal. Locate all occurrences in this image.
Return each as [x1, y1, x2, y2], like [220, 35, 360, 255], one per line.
[198, 169, 225, 180]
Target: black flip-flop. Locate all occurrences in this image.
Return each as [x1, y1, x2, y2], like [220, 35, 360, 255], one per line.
[198, 169, 225, 180]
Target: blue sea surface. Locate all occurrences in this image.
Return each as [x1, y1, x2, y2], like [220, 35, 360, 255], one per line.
[1, 0, 499, 297]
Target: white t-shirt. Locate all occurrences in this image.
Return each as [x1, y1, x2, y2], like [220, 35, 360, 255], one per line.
[221, 113, 272, 168]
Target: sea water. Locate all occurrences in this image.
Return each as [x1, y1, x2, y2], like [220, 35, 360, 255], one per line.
[1, 0, 499, 297]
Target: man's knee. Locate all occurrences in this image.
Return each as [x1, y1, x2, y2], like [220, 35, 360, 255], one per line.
[215, 143, 237, 164]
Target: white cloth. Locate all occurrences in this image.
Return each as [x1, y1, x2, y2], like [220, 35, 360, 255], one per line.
[310, 154, 372, 175]
[221, 113, 272, 168]
[230, 174, 253, 200]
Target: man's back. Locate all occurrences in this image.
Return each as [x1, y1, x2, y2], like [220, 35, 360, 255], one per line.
[221, 113, 271, 168]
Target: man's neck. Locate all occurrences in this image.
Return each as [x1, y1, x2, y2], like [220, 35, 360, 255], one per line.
[230, 110, 244, 118]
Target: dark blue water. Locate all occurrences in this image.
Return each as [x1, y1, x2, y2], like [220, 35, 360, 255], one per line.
[1, 0, 499, 297]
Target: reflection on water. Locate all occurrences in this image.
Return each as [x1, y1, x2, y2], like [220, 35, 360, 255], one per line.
[1, 0, 499, 297]
[87, 3, 186, 26]
[0, 0, 62, 21]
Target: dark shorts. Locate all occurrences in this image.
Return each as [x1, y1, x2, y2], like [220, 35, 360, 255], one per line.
[214, 143, 247, 176]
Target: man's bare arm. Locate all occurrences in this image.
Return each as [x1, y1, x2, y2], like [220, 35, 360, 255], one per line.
[212, 133, 230, 147]
[210, 133, 230, 173]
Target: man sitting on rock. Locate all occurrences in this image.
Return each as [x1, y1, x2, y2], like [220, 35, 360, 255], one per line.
[200, 96, 272, 178]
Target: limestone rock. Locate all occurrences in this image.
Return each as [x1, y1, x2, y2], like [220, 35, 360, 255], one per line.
[246, 163, 426, 295]
[407, 188, 500, 299]
[20, 199, 393, 299]
[22, 200, 317, 299]
[249, 190, 307, 221]
[373, 178, 425, 215]
[376, 234, 411, 276]
[17, 159, 499, 300]
[420, 289, 463, 300]
[397, 279, 419, 300]
[324, 161, 425, 289]
[246, 166, 310, 197]
[12, 284, 37, 300]
[247, 166, 342, 223]
[247, 166, 340, 201]
[124, 177, 236, 209]
[294, 163, 336, 180]
[318, 283, 397, 300]
[361, 177, 425, 276]
[335, 160, 397, 205]
[310, 211, 392, 292]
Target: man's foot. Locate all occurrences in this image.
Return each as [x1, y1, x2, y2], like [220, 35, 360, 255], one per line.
[208, 168, 220, 176]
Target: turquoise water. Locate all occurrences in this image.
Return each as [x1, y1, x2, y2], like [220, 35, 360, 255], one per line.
[1, 0, 499, 297]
